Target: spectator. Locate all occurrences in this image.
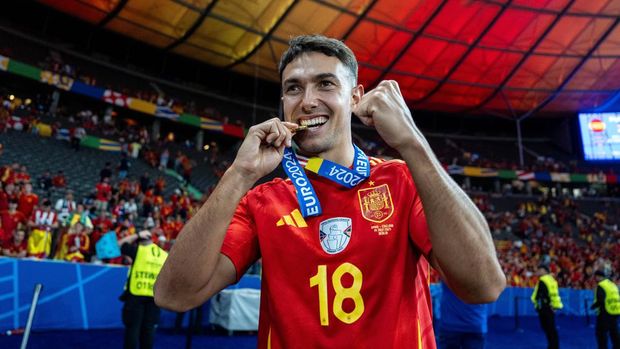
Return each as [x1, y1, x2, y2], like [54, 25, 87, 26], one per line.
[52, 170, 67, 188]
[119, 153, 130, 180]
[139, 172, 150, 193]
[1, 229, 27, 258]
[124, 198, 138, 221]
[15, 165, 31, 184]
[55, 191, 77, 224]
[130, 141, 141, 159]
[159, 149, 169, 170]
[67, 204, 93, 230]
[0, 200, 26, 243]
[95, 177, 112, 213]
[64, 222, 90, 262]
[37, 169, 53, 194]
[100, 162, 113, 182]
[71, 125, 86, 151]
[17, 183, 39, 218]
[27, 200, 58, 259]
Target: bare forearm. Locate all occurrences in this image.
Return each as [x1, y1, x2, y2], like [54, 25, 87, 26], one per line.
[155, 166, 254, 307]
[399, 139, 505, 303]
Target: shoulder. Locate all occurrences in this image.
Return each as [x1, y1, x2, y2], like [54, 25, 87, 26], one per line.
[370, 158, 413, 183]
[246, 177, 290, 199]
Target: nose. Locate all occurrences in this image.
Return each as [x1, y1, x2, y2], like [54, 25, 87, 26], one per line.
[301, 88, 318, 113]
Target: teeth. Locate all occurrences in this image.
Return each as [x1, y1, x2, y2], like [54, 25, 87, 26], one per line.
[300, 116, 328, 127]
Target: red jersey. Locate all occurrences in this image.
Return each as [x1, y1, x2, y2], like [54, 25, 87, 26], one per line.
[0, 191, 8, 211]
[2, 238, 27, 255]
[18, 193, 39, 217]
[15, 172, 31, 184]
[222, 159, 435, 349]
[96, 182, 111, 201]
[0, 210, 26, 238]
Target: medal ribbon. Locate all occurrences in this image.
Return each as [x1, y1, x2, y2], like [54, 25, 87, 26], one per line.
[282, 145, 370, 217]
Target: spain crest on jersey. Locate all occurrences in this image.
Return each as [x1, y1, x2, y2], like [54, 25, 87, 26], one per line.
[357, 184, 394, 223]
[319, 217, 352, 254]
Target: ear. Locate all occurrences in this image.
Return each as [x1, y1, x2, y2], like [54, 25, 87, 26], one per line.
[351, 84, 364, 108]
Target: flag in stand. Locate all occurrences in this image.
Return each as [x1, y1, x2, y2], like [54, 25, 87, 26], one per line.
[155, 105, 179, 120]
[103, 90, 129, 107]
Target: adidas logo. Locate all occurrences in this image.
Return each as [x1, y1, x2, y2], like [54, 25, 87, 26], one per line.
[276, 209, 308, 228]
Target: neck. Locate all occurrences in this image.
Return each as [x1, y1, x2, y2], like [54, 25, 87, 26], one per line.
[299, 143, 356, 168]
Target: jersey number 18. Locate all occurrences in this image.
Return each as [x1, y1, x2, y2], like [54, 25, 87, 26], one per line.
[309, 262, 365, 326]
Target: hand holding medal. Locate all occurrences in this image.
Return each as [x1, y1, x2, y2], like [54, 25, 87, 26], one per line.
[230, 118, 306, 183]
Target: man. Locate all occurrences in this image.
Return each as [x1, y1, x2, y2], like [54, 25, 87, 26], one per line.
[54, 190, 77, 225]
[439, 281, 488, 349]
[531, 265, 563, 349]
[28, 199, 58, 258]
[2, 229, 27, 258]
[17, 183, 38, 219]
[95, 177, 112, 213]
[0, 200, 26, 243]
[119, 230, 167, 349]
[591, 270, 619, 349]
[155, 35, 505, 348]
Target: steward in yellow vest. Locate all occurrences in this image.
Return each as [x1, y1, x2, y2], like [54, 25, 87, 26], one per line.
[118, 230, 168, 349]
[591, 270, 619, 349]
[531, 266, 562, 349]
[532, 274, 564, 311]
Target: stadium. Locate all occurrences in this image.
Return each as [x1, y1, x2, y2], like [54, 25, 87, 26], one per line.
[0, 1, 619, 349]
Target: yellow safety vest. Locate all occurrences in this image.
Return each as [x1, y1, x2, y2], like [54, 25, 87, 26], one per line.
[531, 274, 563, 310]
[596, 279, 620, 315]
[128, 244, 168, 297]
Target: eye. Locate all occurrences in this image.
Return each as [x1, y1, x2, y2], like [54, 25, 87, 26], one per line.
[285, 85, 301, 94]
[319, 80, 335, 88]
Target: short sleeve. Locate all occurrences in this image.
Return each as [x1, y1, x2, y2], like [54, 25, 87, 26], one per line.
[220, 194, 260, 282]
[402, 165, 432, 258]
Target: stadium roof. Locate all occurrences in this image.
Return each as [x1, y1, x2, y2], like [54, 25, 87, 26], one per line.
[39, 0, 620, 116]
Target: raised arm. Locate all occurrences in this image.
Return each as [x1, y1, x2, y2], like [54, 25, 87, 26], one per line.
[354, 81, 505, 303]
[154, 118, 297, 312]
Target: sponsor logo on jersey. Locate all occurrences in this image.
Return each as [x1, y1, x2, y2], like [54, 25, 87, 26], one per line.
[357, 184, 394, 223]
[319, 217, 352, 254]
[276, 209, 308, 228]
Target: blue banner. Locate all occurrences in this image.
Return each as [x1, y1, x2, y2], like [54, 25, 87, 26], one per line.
[70, 81, 105, 100]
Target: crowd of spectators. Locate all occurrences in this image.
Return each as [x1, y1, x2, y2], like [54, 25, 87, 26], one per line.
[0, 93, 232, 187]
[0, 157, 203, 266]
[38, 50, 245, 128]
[472, 195, 619, 289]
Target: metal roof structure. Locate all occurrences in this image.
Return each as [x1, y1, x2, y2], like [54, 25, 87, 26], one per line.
[39, 0, 620, 116]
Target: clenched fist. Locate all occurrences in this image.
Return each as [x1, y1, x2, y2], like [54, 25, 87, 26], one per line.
[353, 81, 422, 152]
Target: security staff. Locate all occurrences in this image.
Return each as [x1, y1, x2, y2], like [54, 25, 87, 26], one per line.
[531, 265, 563, 349]
[591, 270, 620, 349]
[119, 230, 168, 349]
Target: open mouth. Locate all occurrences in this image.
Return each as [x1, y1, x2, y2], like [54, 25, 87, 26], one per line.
[299, 116, 328, 129]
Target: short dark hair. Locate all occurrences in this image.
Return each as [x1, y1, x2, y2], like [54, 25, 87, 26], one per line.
[278, 35, 358, 85]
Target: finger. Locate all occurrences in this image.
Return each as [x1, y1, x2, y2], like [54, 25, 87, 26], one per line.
[355, 115, 374, 127]
[272, 123, 288, 148]
[277, 121, 292, 147]
[281, 121, 299, 130]
[389, 80, 403, 98]
[264, 121, 281, 144]
[278, 122, 294, 147]
[353, 93, 373, 118]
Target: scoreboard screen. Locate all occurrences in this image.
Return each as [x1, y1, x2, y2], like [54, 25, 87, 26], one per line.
[578, 112, 620, 161]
